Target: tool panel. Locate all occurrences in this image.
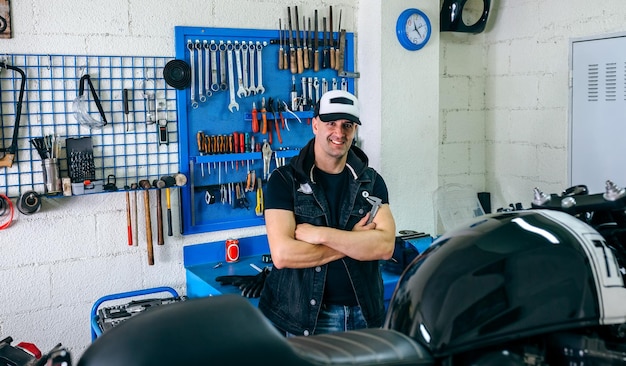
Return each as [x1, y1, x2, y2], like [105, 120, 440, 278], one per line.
[174, 25, 356, 234]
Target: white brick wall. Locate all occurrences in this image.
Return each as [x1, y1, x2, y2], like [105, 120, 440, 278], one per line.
[440, 0, 626, 212]
[2, 0, 626, 361]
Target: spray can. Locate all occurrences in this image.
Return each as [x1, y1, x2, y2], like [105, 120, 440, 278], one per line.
[226, 238, 240, 263]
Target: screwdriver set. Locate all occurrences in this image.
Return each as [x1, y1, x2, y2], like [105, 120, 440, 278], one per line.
[174, 22, 356, 234]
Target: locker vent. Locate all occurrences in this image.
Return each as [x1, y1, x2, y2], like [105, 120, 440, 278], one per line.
[587, 64, 598, 102]
[605, 62, 617, 102]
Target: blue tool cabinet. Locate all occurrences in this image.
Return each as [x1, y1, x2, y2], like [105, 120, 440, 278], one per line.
[173, 26, 356, 234]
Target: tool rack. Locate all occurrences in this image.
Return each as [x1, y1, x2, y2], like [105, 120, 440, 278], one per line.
[174, 26, 356, 234]
[0, 53, 177, 198]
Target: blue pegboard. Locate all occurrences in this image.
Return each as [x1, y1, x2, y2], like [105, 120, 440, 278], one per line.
[174, 26, 356, 234]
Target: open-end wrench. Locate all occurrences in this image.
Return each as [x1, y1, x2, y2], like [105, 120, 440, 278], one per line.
[241, 41, 250, 96]
[196, 40, 206, 103]
[187, 40, 199, 109]
[362, 191, 382, 225]
[322, 78, 328, 94]
[256, 41, 267, 94]
[226, 41, 239, 112]
[209, 41, 219, 92]
[219, 40, 228, 91]
[332, 77, 338, 90]
[235, 41, 246, 99]
[203, 40, 212, 98]
[341, 77, 348, 91]
[248, 41, 257, 96]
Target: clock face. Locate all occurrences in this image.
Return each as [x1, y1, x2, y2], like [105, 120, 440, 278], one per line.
[396, 9, 431, 51]
[404, 13, 429, 46]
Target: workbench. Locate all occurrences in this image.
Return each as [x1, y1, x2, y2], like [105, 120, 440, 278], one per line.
[183, 235, 430, 307]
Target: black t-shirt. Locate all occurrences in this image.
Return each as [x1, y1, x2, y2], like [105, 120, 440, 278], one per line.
[265, 166, 389, 306]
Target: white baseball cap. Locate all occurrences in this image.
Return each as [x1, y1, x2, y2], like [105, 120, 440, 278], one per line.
[314, 90, 361, 125]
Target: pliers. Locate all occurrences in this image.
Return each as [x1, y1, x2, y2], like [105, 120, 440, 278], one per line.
[277, 99, 289, 131]
[267, 98, 282, 144]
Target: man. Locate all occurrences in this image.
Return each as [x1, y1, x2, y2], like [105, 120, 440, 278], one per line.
[258, 90, 396, 336]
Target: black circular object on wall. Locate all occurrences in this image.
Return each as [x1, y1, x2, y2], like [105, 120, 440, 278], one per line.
[163, 59, 191, 90]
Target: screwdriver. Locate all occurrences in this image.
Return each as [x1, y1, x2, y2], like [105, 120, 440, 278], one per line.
[261, 97, 268, 135]
[278, 19, 284, 70]
[196, 131, 205, 177]
[252, 102, 259, 133]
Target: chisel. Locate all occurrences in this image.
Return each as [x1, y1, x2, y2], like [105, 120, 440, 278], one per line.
[329, 6, 335, 69]
[322, 17, 328, 69]
[335, 10, 342, 70]
[303, 15, 309, 69]
[314, 10, 320, 72]
[278, 19, 284, 70]
[287, 7, 297, 74]
[295, 6, 304, 74]
[308, 17, 313, 70]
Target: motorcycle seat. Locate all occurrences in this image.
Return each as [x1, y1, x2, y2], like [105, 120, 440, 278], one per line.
[78, 294, 433, 366]
[288, 328, 434, 366]
[78, 294, 316, 366]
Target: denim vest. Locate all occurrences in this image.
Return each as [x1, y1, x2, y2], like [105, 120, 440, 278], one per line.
[258, 140, 386, 336]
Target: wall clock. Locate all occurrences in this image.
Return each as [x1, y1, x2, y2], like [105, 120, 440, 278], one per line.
[396, 8, 431, 51]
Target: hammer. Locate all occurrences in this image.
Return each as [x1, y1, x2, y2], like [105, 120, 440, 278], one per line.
[124, 185, 132, 246]
[160, 176, 176, 237]
[153, 178, 166, 245]
[138, 179, 154, 265]
[173, 173, 188, 235]
[130, 182, 138, 246]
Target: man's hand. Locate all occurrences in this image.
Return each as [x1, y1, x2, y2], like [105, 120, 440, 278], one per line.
[294, 222, 323, 245]
[352, 213, 376, 231]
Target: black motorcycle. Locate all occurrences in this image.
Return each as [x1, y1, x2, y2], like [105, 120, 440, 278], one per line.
[10, 182, 626, 365]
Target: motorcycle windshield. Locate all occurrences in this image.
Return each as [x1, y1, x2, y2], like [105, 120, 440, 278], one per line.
[385, 211, 600, 357]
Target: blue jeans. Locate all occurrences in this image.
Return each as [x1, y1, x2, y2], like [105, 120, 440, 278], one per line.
[314, 304, 367, 335]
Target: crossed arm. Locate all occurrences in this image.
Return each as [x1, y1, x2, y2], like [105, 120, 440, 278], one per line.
[265, 205, 396, 269]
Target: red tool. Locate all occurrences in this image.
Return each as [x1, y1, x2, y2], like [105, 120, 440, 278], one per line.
[125, 188, 132, 246]
[261, 97, 268, 135]
[251, 102, 259, 133]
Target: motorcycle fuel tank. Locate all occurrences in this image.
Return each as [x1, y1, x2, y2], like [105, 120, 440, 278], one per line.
[385, 210, 606, 357]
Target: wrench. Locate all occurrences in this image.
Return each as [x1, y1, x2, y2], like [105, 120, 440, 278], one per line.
[219, 40, 228, 91]
[332, 77, 338, 90]
[322, 78, 328, 94]
[203, 40, 212, 98]
[234, 41, 246, 99]
[248, 40, 257, 96]
[196, 40, 206, 102]
[241, 41, 250, 96]
[187, 40, 199, 109]
[341, 77, 347, 91]
[209, 41, 219, 92]
[256, 41, 267, 94]
[362, 191, 382, 225]
[226, 41, 239, 112]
